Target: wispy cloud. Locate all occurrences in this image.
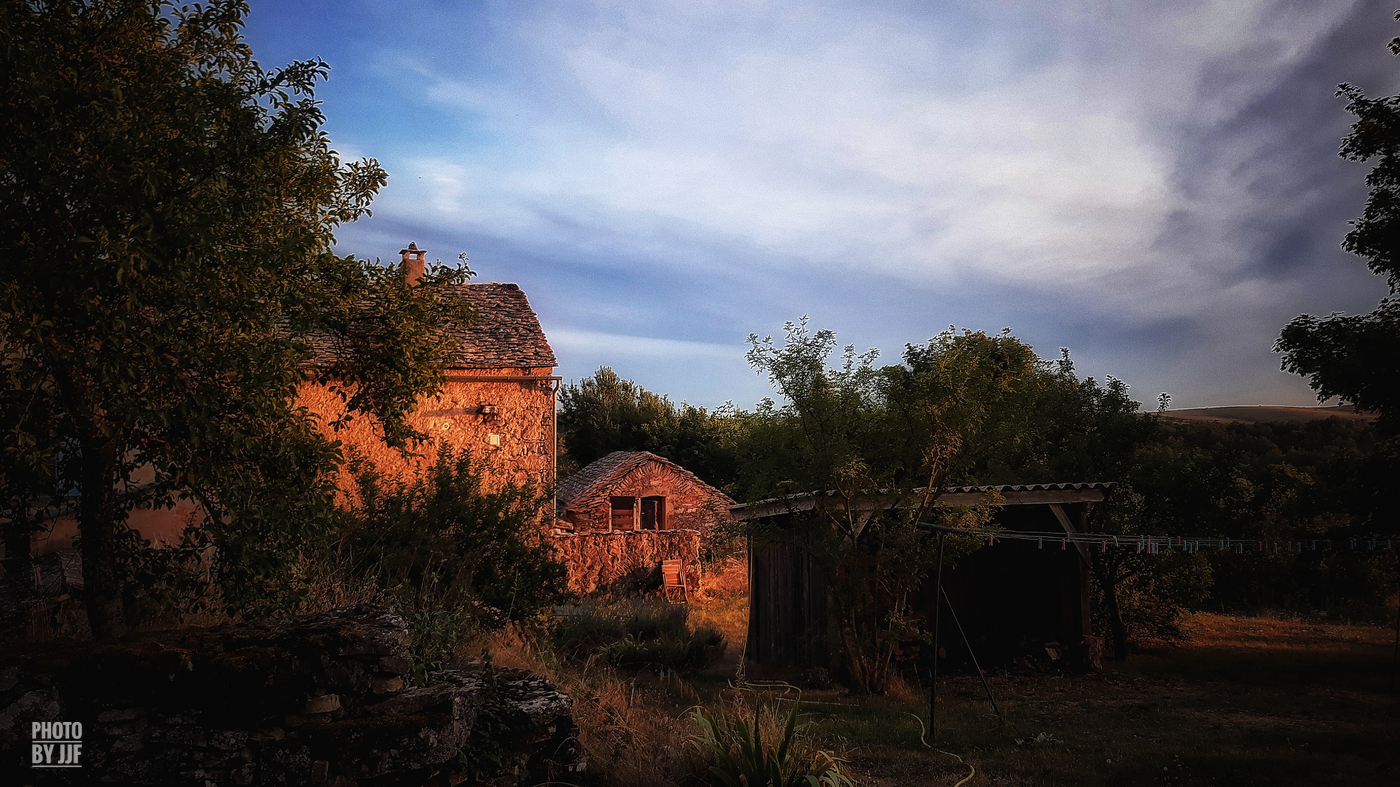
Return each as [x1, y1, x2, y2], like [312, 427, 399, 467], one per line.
[255, 0, 1395, 407]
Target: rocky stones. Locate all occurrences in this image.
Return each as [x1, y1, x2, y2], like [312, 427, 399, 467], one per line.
[553, 529, 702, 596]
[0, 605, 579, 785]
[370, 677, 403, 695]
[303, 695, 341, 715]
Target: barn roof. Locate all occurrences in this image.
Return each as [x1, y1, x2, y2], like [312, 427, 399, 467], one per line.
[440, 282, 556, 369]
[557, 451, 735, 510]
[303, 282, 555, 370]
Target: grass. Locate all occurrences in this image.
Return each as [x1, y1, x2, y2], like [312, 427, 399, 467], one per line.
[792, 611, 1400, 787]
[492, 601, 1400, 786]
[550, 598, 727, 670]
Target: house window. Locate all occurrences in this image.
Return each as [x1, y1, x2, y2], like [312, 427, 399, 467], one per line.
[641, 496, 666, 530]
[610, 496, 636, 531]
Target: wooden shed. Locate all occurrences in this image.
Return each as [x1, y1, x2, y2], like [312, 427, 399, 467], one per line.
[553, 451, 735, 596]
[734, 483, 1109, 671]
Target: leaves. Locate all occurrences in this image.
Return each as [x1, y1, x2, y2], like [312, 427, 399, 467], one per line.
[1277, 27, 1400, 436]
[0, 0, 470, 629]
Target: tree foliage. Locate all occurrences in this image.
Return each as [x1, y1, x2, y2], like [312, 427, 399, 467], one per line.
[557, 366, 742, 488]
[1276, 19, 1400, 438]
[741, 320, 1088, 691]
[0, 0, 471, 636]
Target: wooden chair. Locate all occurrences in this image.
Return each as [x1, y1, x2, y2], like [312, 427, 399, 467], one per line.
[661, 559, 688, 603]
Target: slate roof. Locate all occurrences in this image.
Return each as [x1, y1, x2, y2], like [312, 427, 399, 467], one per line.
[557, 451, 735, 511]
[441, 283, 556, 369]
[302, 282, 555, 370]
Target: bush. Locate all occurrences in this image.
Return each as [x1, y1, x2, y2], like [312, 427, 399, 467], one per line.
[1093, 549, 1213, 642]
[551, 599, 726, 671]
[318, 445, 569, 669]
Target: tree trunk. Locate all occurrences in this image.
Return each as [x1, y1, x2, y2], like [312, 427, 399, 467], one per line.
[3, 525, 35, 615]
[78, 436, 126, 639]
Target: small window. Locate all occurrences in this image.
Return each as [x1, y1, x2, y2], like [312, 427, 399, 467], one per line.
[610, 496, 636, 531]
[641, 496, 666, 530]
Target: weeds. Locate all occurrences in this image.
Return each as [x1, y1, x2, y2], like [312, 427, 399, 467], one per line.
[552, 599, 726, 671]
[688, 700, 855, 787]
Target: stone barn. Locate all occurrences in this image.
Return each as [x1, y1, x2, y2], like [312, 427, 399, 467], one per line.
[552, 451, 735, 596]
[25, 244, 558, 553]
[300, 244, 558, 496]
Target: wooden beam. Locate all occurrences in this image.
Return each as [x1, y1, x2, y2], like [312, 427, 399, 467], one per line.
[1048, 503, 1093, 568]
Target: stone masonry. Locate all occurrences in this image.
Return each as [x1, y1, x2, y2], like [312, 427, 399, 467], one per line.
[0, 605, 579, 785]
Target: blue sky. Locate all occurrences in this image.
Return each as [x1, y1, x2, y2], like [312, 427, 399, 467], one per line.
[246, 0, 1397, 411]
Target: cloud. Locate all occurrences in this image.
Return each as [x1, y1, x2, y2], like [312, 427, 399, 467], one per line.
[284, 0, 1395, 408]
[547, 328, 737, 361]
[372, 2, 1362, 315]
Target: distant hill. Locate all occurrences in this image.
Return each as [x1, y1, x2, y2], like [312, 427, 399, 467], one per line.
[1159, 405, 1373, 424]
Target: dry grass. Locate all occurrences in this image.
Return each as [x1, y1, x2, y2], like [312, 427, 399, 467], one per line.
[485, 601, 1400, 787]
[804, 611, 1400, 787]
[465, 599, 1400, 786]
[478, 596, 848, 787]
[699, 557, 750, 599]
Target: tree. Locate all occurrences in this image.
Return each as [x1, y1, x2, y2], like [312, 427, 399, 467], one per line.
[0, 0, 470, 637]
[557, 366, 742, 488]
[1277, 18, 1400, 439]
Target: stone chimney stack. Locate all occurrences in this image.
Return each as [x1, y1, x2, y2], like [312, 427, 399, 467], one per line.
[400, 242, 426, 286]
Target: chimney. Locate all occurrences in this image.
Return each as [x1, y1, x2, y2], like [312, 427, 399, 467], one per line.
[400, 241, 426, 286]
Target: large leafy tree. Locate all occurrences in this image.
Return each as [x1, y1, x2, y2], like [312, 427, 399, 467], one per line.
[1276, 21, 1400, 438]
[0, 0, 471, 638]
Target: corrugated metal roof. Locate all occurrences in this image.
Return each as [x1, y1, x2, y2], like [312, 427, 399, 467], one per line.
[730, 482, 1113, 518]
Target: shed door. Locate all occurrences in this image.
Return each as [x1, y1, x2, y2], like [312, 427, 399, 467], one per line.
[610, 496, 637, 531]
[641, 496, 666, 530]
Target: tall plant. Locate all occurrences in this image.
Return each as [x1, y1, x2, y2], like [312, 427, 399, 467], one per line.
[0, 0, 473, 635]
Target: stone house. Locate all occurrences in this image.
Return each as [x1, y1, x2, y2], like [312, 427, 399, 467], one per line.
[28, 245, 558, 555]
[300, 244, 558, 496]
[552, 451, 735, 596]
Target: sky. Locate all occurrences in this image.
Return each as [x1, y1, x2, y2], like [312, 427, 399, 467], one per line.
[245, 0, 1399, 411]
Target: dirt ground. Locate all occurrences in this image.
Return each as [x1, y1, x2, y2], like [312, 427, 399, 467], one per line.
[783, 612, 1400, 787]
[513, 598, 1399, 786]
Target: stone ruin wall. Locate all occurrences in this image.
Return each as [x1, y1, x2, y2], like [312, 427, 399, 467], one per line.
[552, 530, 701, 597]
[0, 605, 579, 785]
[297, 368, 556, 500]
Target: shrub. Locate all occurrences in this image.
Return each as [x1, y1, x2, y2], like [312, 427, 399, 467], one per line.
[321, 445, 569, 669]
[551, 599, 726, 671]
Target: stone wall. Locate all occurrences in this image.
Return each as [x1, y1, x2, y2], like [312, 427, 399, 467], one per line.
[297, 370, 556, 497]
[552, 530, 700, 597]
[26, 373, 557, 560]
[0, 605, 579, 785]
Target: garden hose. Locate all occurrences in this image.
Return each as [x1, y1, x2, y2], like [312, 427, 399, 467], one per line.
[906, 713, 976, 787]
